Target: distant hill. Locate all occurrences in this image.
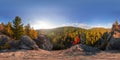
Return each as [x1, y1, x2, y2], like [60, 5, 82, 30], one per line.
[89, 27, 111, 34]
[37, 26, 110, 35]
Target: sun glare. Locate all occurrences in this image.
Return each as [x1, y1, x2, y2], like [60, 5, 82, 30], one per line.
[31, 20, 55, 29]
[40, 21, 54, 29]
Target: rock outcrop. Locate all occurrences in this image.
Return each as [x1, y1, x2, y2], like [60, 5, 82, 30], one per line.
[106, 37, 120, 50]
[64, 44, 100, 56]
[105, 21, 120, 50]
[9, 40, 20, 49]
[80, 44, 100, 52]
[18, 36, 39, 50]
[0, 35, 11, 49]
[34, 35, 53, 50]
[97, 32, 110, 50]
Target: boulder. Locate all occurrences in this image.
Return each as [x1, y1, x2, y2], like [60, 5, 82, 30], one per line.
[80, 44, 100, 52]
[106, 37, 120, 50]
[9, 40, 20, 49]
[0, 35, 11, 49]
[64, 44, 100, 56]
[95, 32, 110, 50]
[19, 36, 39, 50]
[34, 35, 53, 50]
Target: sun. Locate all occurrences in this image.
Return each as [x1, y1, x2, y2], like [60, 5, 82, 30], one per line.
[39, 21, 54, 29]
[31, 21, 55, 29]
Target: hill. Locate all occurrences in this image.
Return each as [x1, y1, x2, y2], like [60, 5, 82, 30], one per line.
[37, 26, 110, 50]
[37, 26, 109, 34]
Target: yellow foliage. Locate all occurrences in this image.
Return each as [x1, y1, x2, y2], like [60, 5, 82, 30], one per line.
[4, 22, 13, 37]
[29, 28, 38, 39]
[24, 24, 38, 39]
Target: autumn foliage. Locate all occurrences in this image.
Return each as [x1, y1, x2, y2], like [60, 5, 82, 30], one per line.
[73, 36, 80, 45]
[38, 27, 109, 50]
[1, 16, 38, 40]
[24, 25, 38, 39]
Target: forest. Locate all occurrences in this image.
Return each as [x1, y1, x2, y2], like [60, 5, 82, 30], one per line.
[38, 24, 110, 50]
[0, 16, 110, 50]
[0, 16, 38, 40]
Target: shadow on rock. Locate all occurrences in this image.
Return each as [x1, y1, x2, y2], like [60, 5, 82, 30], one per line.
[63, 44, 101, 56]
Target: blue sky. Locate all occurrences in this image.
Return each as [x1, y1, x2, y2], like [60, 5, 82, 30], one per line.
[0, 0, 120, 29]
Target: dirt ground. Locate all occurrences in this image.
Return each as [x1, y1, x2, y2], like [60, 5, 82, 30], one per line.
[0, 49, 120, 60]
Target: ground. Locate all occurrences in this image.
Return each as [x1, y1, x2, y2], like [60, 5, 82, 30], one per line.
[0, 49, 120, 60]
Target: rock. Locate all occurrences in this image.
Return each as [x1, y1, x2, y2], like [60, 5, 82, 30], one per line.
[0, 35, 11, 49]
[106, 22, 120, 50]
[97, 38, 108, 50]
[69, 44, 84, 52]
[0, 35, 10, 45]
[95, 32, 110, 50]
[34, 35, 53, 50]
[19, 36, 39, 50]
[64, 44, 100, 56]
[106, 37, 120, 50]
[80, 44, 100, 52]
[9, 40, 20, 49]
[69, 44, 100, 52]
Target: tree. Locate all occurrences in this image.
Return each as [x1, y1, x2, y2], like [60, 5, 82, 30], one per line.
[12, 16, 24, 40]
[24, 24, 31, 36]
[24, 24, 38, 39]
[29, 28, 38, 39]
[4, 22, 13, 37]
[0, 22, 4, 32]
[115, 20, 119, 25]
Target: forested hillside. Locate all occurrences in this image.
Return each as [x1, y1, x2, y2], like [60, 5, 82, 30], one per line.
[38, 26, 110, 50]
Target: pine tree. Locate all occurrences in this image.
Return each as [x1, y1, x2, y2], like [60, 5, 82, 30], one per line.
[115, 20, 119, 25]
[24, 24, 31, 36]
[12, 16, 24, 40]
[24, 24, 38, 39]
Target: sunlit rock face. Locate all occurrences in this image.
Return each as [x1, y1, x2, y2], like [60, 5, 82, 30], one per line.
[111, 21, 120, 38]
[113, 31, 120, 38]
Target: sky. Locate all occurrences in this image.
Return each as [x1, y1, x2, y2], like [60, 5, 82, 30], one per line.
[0, 0, 120, 29]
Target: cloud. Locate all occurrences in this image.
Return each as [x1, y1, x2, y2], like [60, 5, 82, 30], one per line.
[61, 23, 91, 29]
[61, 23, 112, 29]
[91, 23, 112, 28]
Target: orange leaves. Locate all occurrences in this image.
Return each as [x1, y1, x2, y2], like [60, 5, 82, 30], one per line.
[24, 24, 38, 39]
[73, 36, 80, 45]
[29, 28, 38, 39]
[4, 22, 13, 37]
